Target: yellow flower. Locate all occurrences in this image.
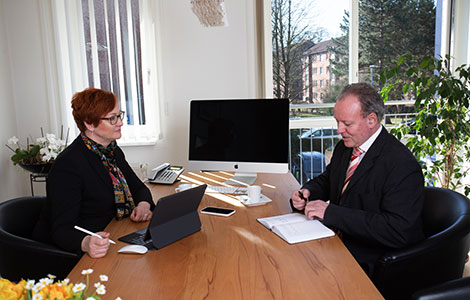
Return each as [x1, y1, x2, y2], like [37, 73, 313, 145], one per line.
[35, 282, 72, 300]
[0, 270, 117, 300]
[0, 278, 27, 300]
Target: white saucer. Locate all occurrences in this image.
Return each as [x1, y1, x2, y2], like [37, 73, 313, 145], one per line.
[237, 194, 272, 206]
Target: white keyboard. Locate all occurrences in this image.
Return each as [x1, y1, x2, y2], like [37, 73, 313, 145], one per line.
[206, 185, 248, 195]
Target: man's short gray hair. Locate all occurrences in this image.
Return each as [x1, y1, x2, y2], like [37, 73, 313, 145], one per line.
[337, 83, 385, 121]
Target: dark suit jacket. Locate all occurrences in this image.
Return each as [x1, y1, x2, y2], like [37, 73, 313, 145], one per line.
[301, 127, 425, 274]
[33, 135, 155, 255]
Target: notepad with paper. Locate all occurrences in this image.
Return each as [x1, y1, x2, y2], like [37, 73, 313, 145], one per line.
[257, 213, 335, 244]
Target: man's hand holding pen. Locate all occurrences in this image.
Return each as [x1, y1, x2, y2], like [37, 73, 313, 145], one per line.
[291, 189, 328, 220]
[291, 189, 310, 210]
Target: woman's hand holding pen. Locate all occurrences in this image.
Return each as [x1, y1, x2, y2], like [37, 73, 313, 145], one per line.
[81, 232, 110, 258]
[291, 189, 310, 210]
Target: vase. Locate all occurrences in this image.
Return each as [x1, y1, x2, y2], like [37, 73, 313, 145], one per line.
[18, 162, 54, 174]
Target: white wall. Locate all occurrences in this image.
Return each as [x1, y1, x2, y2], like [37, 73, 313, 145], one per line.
[0, 0, 262, 199]
[0, 0, 36, 199]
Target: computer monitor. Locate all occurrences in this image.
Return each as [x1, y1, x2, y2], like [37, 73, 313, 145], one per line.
[188, 98, 289, 185]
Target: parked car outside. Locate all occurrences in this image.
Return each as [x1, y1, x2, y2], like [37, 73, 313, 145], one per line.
[292, 151, 329, 185]
[299, 128, 341, 153]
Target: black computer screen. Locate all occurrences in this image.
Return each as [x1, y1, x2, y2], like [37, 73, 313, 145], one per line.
[188, 99, 289, 172]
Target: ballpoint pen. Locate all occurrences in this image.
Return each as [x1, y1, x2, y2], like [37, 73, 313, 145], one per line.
[74, 225, 116, 244]
[298, 190, 309, 202]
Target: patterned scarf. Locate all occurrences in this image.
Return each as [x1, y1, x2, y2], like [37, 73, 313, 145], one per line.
[81, 133, 135, 220]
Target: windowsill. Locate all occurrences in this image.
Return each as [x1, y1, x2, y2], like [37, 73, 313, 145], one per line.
[119, 138, 158, 147]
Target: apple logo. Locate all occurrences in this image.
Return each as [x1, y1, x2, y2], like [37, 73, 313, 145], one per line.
[234, 164, 239, 169]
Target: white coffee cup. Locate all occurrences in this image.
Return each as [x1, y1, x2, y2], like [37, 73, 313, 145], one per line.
[175, 183, 193, 192]
[247, 185, 262, 202]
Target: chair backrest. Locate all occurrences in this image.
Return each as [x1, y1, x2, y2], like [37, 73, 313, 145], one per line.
[0, 196, 45, 239]
[373, 187, 470, 300]
[422, 187, 470, 238]
[0, 196, 78, 281]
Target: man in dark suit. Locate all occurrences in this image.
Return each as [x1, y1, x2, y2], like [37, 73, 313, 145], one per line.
[291, 83, 425, 276]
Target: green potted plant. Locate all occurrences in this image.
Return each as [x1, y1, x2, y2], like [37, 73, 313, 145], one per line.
[380, 54, 470, 196]
[5, 129, 67, 174]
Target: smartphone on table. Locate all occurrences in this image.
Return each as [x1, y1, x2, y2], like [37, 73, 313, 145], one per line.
[200, 206, 236, 217]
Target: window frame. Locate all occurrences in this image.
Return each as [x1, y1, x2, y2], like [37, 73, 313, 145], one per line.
[39, 0, 161, 146]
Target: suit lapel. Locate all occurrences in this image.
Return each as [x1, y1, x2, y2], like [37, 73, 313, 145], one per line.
[334, 146, 353, 202]
[343, 128, 388, 194]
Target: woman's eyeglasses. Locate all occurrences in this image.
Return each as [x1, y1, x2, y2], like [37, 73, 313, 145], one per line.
[101, 111, 125, 125]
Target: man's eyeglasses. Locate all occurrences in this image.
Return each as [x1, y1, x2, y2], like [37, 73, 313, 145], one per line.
[101, 111, 125, 125]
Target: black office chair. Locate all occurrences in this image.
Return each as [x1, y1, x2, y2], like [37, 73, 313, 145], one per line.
[0, 196, 79, 282]
[412, 276, 470, 300]
[372, 187, 470, 300]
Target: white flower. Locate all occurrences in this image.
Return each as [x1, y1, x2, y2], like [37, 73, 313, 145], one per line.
[32, 282, 45, 293]
[25, 280, 35, 290]
[94, 282, 104, 289]
[7, 136, 18, 145]
[115, 297, 123, 300]
[32, 294, 43, 300]
[86, 298, 95, 300]
[39, 277, 53, 286]
[72, 282, 87, 293]
[47, 274, 56, 279]
[96, 284, 106, 295]
[81, 269, 94, 275]
[40, 147, 54, 162]
[58, 277, 70, 286]
[100, 274, 109, 282]
[36, 137, 47, 145]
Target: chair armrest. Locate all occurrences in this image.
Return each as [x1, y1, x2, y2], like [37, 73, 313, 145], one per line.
[373, 214, 470, 300]
[377, 214, 470, 266]
[412, 277, 470, 300]
[0, 229, 78, 259]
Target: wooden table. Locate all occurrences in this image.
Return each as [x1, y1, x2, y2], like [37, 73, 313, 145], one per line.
[67, 172, 384, 299]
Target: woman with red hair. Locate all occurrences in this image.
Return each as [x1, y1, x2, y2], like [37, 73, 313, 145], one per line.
[33, 88, 154, 258]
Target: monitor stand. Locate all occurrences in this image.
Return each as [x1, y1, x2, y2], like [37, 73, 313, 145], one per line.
[224, 172, 257, 185]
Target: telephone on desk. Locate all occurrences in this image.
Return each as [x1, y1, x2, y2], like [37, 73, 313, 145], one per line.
[147, 163, 184, 184]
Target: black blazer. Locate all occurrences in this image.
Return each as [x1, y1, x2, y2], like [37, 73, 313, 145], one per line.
[33, 135, 155, 255]
[302, 127, 425, 272]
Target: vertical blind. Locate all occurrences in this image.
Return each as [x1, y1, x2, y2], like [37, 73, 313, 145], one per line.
[81, 0, 146, 126]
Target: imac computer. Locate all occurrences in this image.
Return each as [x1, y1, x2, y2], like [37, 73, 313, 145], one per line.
[188, 98, 289, 185]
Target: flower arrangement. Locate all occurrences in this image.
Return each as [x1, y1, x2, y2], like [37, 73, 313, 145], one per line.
[0, 269, 121, 300]
[5, 128, 68, 166]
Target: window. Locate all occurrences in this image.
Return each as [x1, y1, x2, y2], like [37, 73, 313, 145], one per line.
[319, 67, 323, 74]
[320, 80, 323, 88]
[82, 0, 144, 126]
[270, 0, 439, 100]
[40, 0, 160, 145]
[313, 67, 317, 74]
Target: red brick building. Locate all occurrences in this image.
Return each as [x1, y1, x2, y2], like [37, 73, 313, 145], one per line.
[302, 40, 335, 103]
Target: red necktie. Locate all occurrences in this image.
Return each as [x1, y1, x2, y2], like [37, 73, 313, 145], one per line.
[342, 147, 364, 195]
